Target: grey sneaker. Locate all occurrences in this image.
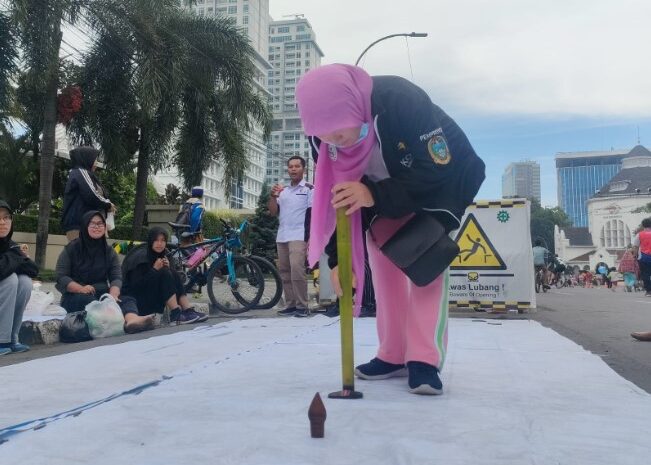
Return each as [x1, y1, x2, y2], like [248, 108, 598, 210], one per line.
[293, 308, 310, 318]
[277, 306, 297, 316]
[170, 308, 200, 325]
[185, 307, 208, 322]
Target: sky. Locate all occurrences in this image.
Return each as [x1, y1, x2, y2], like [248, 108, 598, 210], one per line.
[269, 0, 651, 206]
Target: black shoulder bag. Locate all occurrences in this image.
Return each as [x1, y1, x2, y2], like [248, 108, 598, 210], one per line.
[370, 213, 459, 287]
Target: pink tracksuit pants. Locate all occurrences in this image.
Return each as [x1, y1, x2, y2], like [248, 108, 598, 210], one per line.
[366, 231, 449, 370]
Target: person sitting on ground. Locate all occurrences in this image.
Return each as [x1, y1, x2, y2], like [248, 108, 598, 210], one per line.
[0, 200, 38, 355]
[55, 210, 154, 333]
[121, 227, 207, 325]
[607, 267, 622, 292]
[61, 147, 116, 242]
[618, 246, 640, 292]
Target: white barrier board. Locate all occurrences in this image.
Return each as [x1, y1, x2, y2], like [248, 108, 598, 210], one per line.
[448, 199, 536, 311]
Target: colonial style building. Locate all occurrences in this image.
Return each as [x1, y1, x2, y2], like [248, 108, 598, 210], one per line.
[555, 145, 651, 269]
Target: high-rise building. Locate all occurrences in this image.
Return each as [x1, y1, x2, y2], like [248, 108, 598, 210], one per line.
[555, 149, 628, 227]
[266, 16, 323, 186]
[156, 0, 272, 211]
[501, 161, 541, 202]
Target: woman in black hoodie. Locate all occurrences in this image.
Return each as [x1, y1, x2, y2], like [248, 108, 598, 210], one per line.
[56, 211, 154, 333]
[0, 200, 38, 355]
[61, 147, 115, 241]
[121, 227, 207, 325]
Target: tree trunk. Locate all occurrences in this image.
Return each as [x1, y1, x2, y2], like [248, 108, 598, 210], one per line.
[132, 125, 150, 237]
[35, 26, 62, 269]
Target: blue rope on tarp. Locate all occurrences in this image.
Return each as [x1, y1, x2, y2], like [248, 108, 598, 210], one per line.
[0, 376, 173, 445]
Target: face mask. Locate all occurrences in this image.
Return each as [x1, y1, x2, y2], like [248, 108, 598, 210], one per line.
[330, 123, 370, 148]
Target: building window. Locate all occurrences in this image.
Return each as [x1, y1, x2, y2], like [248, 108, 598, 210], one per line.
[243, 4, 249, 13]
[228, 5, 237, 14]
[198, 8, 204, 15]
[600, 219, 631, 249]
[243, 16, 248, 24]
[297, 25, 305, 32]
[278, 26, 290, 33]
[207, 7, 213, 14]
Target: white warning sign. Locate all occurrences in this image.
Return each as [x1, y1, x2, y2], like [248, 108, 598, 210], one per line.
[448, 199, 536, 311]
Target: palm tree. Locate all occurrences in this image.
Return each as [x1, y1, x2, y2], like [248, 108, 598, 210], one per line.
[9, 0, 87, 267]
[0, 11, 17, 125]
[69, 2, 270, 235]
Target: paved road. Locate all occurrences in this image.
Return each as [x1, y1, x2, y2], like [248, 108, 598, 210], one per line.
[533, 286, 651, 393]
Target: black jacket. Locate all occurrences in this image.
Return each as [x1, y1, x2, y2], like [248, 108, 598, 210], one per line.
[313, 75, 486, 267]
[0, 242, 38, 281]
[61, 150, 111, 232]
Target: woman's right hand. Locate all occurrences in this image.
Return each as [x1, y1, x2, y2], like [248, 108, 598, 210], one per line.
[80, 285, 95, 295]
[153, 258, 165, 271]
[330, 265, 357, 298]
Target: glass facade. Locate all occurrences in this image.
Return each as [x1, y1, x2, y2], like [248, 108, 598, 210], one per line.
[557, 163, 621, 227]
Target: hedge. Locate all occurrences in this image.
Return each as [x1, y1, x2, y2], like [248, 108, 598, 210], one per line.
[13, 215, 148, 241]
[203, 210, 253, 239]
[12, 211, 249, 242]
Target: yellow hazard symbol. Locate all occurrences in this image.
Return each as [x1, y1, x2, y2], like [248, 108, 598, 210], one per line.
[451, 214, 506, 270]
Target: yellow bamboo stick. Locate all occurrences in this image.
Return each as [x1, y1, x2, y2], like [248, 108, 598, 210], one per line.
[336, 208, 354, 388]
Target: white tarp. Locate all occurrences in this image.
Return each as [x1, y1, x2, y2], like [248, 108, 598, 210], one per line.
[449, 199, 536, 310]
[1, 316, 650, 464]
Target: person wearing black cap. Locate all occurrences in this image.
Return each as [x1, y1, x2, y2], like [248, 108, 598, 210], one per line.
[0, 200, 38, 355]
[55, 210, 154, 333]
[61, 147, 116, 241]
[121, 226, 207, 324]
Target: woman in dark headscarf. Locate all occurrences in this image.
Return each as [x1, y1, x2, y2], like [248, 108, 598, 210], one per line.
[0, 200, 38, 355]
[56, 211, 154, 333]
[121, 227, 207, 325]
[61, 147, 116, 241]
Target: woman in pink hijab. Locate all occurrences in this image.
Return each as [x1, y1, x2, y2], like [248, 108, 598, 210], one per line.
[296, 64, 485, 395]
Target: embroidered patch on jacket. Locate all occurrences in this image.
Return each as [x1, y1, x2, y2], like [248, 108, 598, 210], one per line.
[328, 144, 337, 161]
[397, 141, 407, 151]
[427, 134, 451, 165]
[400, 153, 413, 168]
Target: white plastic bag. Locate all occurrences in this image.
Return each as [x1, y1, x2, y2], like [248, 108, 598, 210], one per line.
[23, 289, 55, 317]
[85, 294, 125, 338]
[42, 305, 67, 317]
[106, 212, 116, 231]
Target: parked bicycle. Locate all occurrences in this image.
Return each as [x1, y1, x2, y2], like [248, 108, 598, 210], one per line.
[167, 219, 264, 314]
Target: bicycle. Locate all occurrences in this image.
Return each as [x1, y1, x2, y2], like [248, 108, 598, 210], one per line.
[535, 265, 548, 293]
[167, 220, 264, 314]
[217, 220, 283, 310]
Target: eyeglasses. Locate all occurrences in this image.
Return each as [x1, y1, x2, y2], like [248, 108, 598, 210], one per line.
[0, 215, 12, 223]
[88, 221, 106, 228]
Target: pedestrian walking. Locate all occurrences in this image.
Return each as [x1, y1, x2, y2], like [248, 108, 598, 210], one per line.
[632, 218, 651, 296]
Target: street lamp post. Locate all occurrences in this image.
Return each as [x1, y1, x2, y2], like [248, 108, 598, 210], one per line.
[355, 32, 428, 66]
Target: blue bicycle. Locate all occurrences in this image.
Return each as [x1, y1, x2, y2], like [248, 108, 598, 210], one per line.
[167, 219, 264, 314]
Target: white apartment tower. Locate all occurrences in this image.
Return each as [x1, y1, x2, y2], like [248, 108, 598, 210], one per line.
[502, 160, 541, 202]
[156, 0, 272, 211]
[266, 16, 323, 186]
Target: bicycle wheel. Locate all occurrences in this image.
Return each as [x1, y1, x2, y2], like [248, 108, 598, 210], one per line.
[249, 256, 283, 309]
[535, 273, 541, 293]
[207, 255, 264, 314]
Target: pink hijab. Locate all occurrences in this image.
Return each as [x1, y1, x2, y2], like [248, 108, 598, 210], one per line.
[296, 64, 377, 316]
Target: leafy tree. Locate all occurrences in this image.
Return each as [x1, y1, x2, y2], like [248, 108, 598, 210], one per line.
[529, 198, 572, 252]
[247, 183, 278, 261]
[69, 1, 271, 238]
[164, 184, 182, 205]
[632, 203, 651, 214]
